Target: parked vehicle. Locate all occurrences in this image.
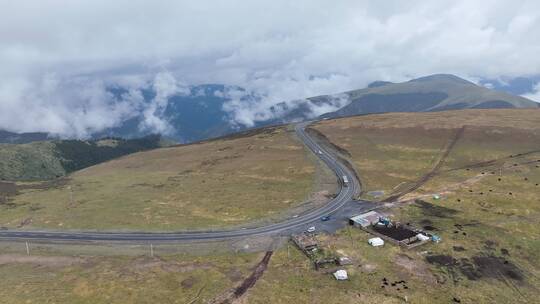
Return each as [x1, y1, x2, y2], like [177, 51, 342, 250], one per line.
[307, 226, 316, 233]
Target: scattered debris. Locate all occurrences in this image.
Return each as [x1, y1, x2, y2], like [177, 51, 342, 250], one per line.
[291, 233, 338, 270]
[291, 233, 318, 254]
[337, 256, 353, 266]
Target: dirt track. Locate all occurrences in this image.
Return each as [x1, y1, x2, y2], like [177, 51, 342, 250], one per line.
[446, 149, 540, 172]
[383, 126, 466, 202]
[212, 251, 274, 304]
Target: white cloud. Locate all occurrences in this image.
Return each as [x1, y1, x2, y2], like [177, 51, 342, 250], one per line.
[0, 74, 145, 138]
[138, 72, 190, 135]
[522, 83, 540, 103]
[0, 0, 539, 134]
[308, 94, 351, 117]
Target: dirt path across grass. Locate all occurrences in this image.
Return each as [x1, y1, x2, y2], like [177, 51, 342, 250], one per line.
[445, 149, 540, 172]
[383, 126, 465, 202]
[211, 251, 273, 304]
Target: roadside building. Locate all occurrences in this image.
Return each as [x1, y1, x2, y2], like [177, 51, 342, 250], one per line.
[349, 211, 383, 228]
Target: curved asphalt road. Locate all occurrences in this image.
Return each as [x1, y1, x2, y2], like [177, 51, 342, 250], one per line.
[0, 122, 360, 242]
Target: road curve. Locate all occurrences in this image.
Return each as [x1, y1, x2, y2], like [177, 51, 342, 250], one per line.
[0, 122, 360, 242]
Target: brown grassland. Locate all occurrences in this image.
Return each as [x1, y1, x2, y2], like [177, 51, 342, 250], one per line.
[0, 126, 334, 231]
[0, 109, 539, 303]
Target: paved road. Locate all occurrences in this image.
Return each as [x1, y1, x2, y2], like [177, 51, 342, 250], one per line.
[0, 122, 362, 242]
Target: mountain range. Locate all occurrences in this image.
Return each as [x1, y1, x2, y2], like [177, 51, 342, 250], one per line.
[1, 74, 538, 144]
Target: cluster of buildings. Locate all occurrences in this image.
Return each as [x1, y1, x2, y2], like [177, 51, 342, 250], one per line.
[290, 210, 442, 281]
[349, 211, 440, 248]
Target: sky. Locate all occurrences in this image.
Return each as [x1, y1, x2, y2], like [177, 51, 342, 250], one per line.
[1, 0, 539, 137]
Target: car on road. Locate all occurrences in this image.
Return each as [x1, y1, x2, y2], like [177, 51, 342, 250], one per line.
[307, 226, 316, 233]
[320, 216, 330, 221]
[318, 150, 323, 155]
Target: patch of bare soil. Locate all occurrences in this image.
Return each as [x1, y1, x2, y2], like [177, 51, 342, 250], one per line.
[17, 217, 32, 228]
[18, 178, 70, 191]
[181, 276, 198, 289]
[412, 200, 459, 218]
[0, 181, 18, 196]
[0, 254, 84, 267]
[426, 254, 524, 285]
[225, 268, 244, 282]
[0, 179, 70, 205]
[210, 251, 273, 304]
[394, 254, 436, 284]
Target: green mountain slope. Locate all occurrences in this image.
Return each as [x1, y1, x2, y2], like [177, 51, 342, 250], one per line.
[0, 135, 170, 181]
[320, 74, 539, 118]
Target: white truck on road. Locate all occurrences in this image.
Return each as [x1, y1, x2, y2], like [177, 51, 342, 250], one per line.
[342, 175, 349, 187]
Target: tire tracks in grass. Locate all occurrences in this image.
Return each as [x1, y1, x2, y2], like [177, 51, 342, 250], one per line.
[383, 126, 466, 202]
[211, 251, 273, 304]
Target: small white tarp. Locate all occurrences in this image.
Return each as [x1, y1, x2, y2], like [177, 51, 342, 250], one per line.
[417, 233, 430, 241]
[368, 237, 384, 247]
[333, 269, 348, 280]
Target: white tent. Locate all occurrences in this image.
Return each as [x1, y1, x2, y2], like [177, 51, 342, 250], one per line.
[333, 269, 348, 280]
[368, 237, 384, 247]
[417, 233, 430, 241]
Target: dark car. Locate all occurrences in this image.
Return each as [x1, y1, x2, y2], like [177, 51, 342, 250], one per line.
[320, 216, 330, 221]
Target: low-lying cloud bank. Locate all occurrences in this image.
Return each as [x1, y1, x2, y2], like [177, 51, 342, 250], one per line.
[522, 84, 540, 103]
[0, 72, 189, 138]
[1, 1, 539, 136]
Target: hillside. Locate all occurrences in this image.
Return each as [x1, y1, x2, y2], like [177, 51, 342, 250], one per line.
[319, 74, 539, 119]
[0, 130, 50, 144]
[295, 109, 540, 303]
[3, 75, 536, 145]
[0, 126, 335, 231]
[0, 135, 169, 181]
[2, 109, 539, 304]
